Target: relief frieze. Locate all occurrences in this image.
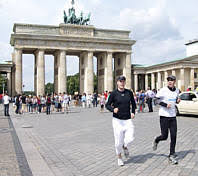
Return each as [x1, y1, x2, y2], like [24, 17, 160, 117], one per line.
[15, 39, 131, 51]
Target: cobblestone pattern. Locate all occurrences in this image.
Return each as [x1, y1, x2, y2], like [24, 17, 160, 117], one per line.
[0, 105, 32, 176]
[11, 106, 198, 176]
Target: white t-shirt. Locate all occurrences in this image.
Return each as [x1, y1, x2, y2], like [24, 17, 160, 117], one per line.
[156, 87, 179, 117]
[63, 94, 70, 104]
[3, 95, 10, 104]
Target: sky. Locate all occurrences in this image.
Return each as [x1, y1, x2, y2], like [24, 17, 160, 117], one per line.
[0, 0, 198, 90]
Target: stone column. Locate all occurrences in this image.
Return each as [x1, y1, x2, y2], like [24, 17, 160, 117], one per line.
[145, 74, 148, 90]
[114, 53, 123, 88]
[11, 52, 16, 96]
[79, 53, 85, 94]
[151, 73, 155, 90]
[34, 54, 37, 94]
[15, 48, 22, 95]
[104, 52, 113, 92]
[180, 68, 185, 91]
[54, 54, 58, 94]
[35, 50, 45, 96]
[7, 72, 11, 96]
[80, 51, 94, 94]
[172, 69, 177, 87]
[134, 74, 138, 92]
[85, 51, 94, 94]
[157, 72, 161, 90]
[164, 71, 168, 87]
[172, 69, 176, 76]
[190, 68, 195, 90]
[123, 53, 132, 89]
[97, 53, 105, 93]
[55, 50, 67, 94]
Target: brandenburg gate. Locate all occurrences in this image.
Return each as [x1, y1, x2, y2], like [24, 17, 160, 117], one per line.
[10, 23, 135, 96]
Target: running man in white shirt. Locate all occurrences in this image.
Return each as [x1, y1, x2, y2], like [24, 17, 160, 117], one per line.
[152, 75, 180, 164]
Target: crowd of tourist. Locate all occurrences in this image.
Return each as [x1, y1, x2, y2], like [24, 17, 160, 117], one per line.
[2, 84, 194, 116]
[1, 91, 114, 115]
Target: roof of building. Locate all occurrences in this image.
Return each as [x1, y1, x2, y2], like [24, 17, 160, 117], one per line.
[185, 39, 198, 45]
[133, 55, 198, 69]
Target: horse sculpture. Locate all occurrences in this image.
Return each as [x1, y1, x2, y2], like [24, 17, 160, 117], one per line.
[82, 13, 91, 25]
[63, 0, 91, 25]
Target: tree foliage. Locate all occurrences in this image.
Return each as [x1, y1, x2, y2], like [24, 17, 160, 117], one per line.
[45, 82, 54, 95]
[67, 73, 79, 95]
[44, 73, 98, 95]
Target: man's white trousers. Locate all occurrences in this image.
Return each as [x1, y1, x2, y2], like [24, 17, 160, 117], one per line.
[112, 118, 135, 155]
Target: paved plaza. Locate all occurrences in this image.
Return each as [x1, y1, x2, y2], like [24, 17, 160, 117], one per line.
[1, 105, 198, 176]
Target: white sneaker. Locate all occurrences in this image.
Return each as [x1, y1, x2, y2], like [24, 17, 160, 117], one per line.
[117, 158, 124, 166]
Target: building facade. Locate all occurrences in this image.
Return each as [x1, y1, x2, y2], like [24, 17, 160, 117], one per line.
[132, 39, 198, 92]
[0, 61, 13, 96]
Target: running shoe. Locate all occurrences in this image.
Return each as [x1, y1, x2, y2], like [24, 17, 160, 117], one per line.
[152, 140, 158, 151]
[117, 158, 124, 166]
[169, 155, 178, 165]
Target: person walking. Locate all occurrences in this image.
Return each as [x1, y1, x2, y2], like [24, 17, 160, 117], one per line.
[138, 90, 145, 113]
[152, 75, 180, 164]
[3, 93, 10, 116]
[106, 75, 136, 166]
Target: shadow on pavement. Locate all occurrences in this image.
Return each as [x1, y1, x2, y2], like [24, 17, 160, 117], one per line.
[126, 149, 196, 164]
[125, 153, 165, 164]
[8, 116, 33, 176]
[177, 149, 196, 161]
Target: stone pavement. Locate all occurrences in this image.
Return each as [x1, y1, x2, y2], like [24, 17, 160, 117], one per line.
[0, 104, 32, 176]
[7, 106, 198, 176]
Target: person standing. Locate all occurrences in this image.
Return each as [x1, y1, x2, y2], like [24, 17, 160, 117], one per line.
[93, 92, 98, 107]
[146, 87, 155, 112]
[63, 92, 70, 114]
[3, 93, 10, 116]
[138, 90, 145, 113]
[46, 94, 51, 115]
[152, 75, 180, 164]
[106, 76, 136, 166]
[99, 93, 106, 112]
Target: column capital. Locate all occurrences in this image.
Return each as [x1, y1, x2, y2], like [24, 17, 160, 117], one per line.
[106, 51, 113, 55]
[126, 51, 132, 55]
[14, 47, 23, 51]
[34, 49, 45, 55]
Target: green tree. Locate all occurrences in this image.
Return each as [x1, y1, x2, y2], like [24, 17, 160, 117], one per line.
[45, 82, 54, 95]
[67, 73, 80, 95]
[67, 73, 98, 94]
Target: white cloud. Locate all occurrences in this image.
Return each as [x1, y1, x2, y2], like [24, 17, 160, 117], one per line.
[112, 2, 184, 65]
